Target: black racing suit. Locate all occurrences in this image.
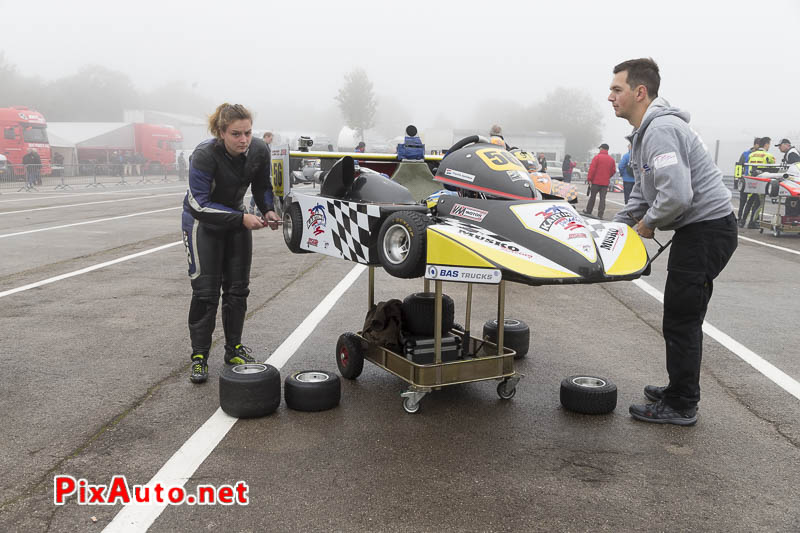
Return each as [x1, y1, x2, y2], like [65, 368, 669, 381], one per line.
[181, 138, 274, 358]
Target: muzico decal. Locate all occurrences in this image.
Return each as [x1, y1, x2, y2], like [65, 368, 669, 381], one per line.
[510, 203, 597, 262]
[450, 203, 488, 222]
[444, 168, 475, 182]
[426, 265, 501, 284]
[475, 148, 527, 172]
[306, 203, 327, 236]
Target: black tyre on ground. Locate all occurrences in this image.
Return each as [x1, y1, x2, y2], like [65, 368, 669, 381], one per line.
[559, 375, 617, 415]
[283, 202, 310, 253]
[402, 292, 455, 336]
[336, 332, 365, 379]
[284, 370, 341, 412]
[377, 210, 428, 278]
[483, 318, 530, 359]
[219, 364, 281, 418]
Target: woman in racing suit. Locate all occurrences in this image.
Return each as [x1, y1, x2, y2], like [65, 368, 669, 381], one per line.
[181, 103, 281, 383]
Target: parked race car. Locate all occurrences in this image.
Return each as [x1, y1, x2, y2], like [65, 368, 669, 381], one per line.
[734, 162, 800, 236]
[276, 136, 649, 286]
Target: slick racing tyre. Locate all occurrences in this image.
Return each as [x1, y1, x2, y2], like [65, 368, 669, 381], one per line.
[284, 370, 341, 412]
[559, 375, 617, 415]
[336, 333, 365, 380]
[483, 318, 530, 359]
[219, 364, 281, 418]
[736, 177, 746, 193]
[768, 179, 780, 198]
[402, 292, 455, 336]
[283, 202, 310, 254]
[377, 210, 428, 278]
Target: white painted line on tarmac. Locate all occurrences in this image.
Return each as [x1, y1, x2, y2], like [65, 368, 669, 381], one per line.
[0, 193, 183, 216]
[0, 241, 182, 299]
[103, 263, 367, 533]
[0, 185, 186, 203]
[0, 207, 181, 239]
[632, 279, 800, 401]
[737, 235, 800, 256]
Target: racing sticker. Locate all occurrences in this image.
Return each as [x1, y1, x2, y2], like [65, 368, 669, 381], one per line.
[306, 203, 327, 236]
[509, 203, 598, 262]
[506, 170, 529, 182]
[449, 203, 488, 222]
[585, 221, 632, 273]
[444, 168, 475, 182]
[653, 152, 678, 169]
[426, 265, 501, 284]
[475, 148, 527, 172]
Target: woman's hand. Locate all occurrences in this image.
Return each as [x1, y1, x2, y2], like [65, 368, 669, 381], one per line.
[262, 210, 281, 230]
[242, 213, 266, 230]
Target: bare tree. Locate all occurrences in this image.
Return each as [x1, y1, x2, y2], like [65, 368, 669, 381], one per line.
[334, 68, 377, 141]
[530, 88, 603, 160]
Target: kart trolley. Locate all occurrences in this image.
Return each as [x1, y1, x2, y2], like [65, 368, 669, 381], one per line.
[735, 163, 800, 237]
[337, 266, 521, 414]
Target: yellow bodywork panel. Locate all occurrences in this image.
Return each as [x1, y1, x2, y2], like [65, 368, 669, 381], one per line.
[427, 228, 578, 279]
[606, 232, 648, 275]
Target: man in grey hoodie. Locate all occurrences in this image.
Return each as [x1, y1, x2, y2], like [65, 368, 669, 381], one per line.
[609, 58, 738, 426]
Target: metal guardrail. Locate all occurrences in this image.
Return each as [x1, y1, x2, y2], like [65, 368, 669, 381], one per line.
[0, 163, 186, 191]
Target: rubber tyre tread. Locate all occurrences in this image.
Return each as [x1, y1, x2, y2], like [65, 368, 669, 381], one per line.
[284, 202, 310, 253]
[336, 332, 365, 379]
[377, 210, 428, 278]
[284, 370, 341, 412]
[402, 292, 455, 336]
[483, 318, 530, 359]
[219, 364, 281, 418]
[559, 375, 617, 415]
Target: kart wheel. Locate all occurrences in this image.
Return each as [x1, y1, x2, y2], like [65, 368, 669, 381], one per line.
[736, 178, 746, 192]
[559, 375, 617, 415]
[483, 318, 530, 359]
[768, 179, 780, 198]
[377, 210, 428, 278]
[219, 364, 281, 418]
[402, 292, 455, 336]
[284, 370, 340, 412]
[283, 202, 309, 254]
[336, 332, 364, 380]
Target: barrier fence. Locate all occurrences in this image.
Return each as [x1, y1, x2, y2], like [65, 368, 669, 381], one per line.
[0, 163, 186, 191]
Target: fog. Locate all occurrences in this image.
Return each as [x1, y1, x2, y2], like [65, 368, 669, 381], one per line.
[2, 0, 799, 161]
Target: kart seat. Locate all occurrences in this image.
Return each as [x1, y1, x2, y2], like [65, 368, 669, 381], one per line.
[320, 156, 355, 198]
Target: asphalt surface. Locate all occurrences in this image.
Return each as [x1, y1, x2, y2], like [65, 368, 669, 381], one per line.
[0, 181, 798, 532]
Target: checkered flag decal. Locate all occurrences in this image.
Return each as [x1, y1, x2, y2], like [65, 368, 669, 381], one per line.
[326, 200, 382, 263]
[584, 221, 608, 240]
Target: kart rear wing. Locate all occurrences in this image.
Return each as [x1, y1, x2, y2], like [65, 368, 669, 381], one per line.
[269, 144, 444, 215]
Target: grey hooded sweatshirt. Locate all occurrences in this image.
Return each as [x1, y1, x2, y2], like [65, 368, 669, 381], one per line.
[613, 97, 732, 231]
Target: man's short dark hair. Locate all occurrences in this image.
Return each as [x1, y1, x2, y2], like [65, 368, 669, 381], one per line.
[760, 137, 771, 147]
[613, 58, 660, 98]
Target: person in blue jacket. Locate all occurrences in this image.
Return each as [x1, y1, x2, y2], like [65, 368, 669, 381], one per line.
[618, 144, 635, 203]
[181, 103, 281, 384]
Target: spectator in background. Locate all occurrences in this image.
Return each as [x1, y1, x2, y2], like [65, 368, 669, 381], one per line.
[741, 137, 775, 229]
[22, 148, 41, 189]
[134, 152, 145, 176]
[52, 151, 64, 177]
[177, 152, 187, 181]
[776, 138, 800, 165]
[537, 154, 548, 173]
[562, 154, 576, 183]
[124, 152, 133, 176]
[355, 141, 366, 153]
[618, 144, 635, 203]
[736, 137, 760, 221]
[582, 143, 616, 218]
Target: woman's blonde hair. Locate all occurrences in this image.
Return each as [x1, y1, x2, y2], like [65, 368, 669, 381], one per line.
[208, 103, 252, 138]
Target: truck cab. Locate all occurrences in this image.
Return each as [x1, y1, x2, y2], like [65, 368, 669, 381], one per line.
[0, 106, 52, 177]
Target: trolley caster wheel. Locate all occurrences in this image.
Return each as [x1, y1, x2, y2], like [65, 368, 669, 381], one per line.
[759, 228, 764, 234]
[403, 397, 421, 414]
[772, 226, 782, 238]
[497, 380, 516, 400]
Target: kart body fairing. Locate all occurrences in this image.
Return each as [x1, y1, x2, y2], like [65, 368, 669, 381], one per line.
[430, 196, 647, 285]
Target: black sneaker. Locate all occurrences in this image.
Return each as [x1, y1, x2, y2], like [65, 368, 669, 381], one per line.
[643, 384, 666, 402]
[190, 354, 208, 384]
[224, 344, 257, 365]
[629, 400, 697, 426]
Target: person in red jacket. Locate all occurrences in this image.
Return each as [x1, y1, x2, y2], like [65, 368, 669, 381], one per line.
[582, 143, 617, 219]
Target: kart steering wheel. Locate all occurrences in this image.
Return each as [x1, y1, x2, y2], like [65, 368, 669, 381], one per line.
[445, 135, 491, 155]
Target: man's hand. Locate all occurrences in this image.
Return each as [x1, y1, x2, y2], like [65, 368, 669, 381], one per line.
[242, 213, 266, 230]
[635, 219, 654, 239]
[262, 210, 281, 230]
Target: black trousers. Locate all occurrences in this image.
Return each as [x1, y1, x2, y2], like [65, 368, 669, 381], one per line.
[662, 213, 737, 409]
[584, 184, 608, 217]
[623, 181, 635, 204]
[182, 213, 252, 357]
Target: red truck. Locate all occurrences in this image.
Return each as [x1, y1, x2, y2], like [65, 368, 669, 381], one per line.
[0, 106, 52, 177]
[74, 123, 183, 172]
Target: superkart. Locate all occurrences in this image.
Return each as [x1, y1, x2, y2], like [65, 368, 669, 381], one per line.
[274, 135, 649, 285]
